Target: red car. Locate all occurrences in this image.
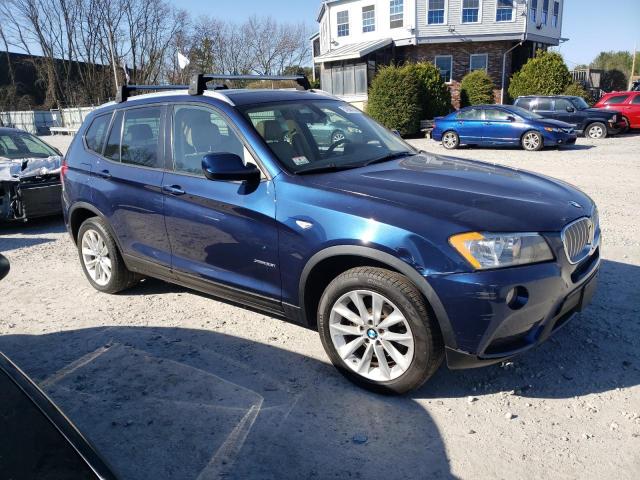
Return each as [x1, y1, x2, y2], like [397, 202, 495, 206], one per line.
[594, 91, 640, 131]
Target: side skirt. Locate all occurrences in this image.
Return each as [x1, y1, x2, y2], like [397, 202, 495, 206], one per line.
[122, 253, 299, 323]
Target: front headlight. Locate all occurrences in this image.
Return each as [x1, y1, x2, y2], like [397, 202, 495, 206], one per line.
[449, 232, 554, 270]
[544, 127, 560, 133]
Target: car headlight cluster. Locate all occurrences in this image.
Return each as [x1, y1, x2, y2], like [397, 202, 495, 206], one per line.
[544, 127, 562, 133]
[449, 232, 554, 270]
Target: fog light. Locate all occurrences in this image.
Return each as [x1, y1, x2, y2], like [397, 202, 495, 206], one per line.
[506, 286, 529, 310]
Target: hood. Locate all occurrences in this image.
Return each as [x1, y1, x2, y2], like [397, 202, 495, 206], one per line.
[304, 153, 594, 233]
[535, 118, 574, 129]
[584, 107, 619, 116]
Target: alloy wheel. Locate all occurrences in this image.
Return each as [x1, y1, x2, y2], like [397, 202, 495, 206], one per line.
[81, 229, 112, 286]
[442, 132, 458, 149]
[523, 132, 541, 150]
[331, 131, 345, 144]
[329, 290, 415, 382]
[588, 125, 604, 139]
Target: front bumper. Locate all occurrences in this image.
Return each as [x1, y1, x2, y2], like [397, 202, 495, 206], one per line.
[427, 233, 600, 369]
[544, 131, 577, 146]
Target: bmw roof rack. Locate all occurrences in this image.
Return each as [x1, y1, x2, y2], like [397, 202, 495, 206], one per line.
[116, 84, 188, 103]
[115, 73, 311, 103]
[188, 73, 311, 95]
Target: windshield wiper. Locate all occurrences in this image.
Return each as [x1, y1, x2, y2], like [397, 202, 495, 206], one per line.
[295, 163, 361, 175]
[362, 151, 417, 167]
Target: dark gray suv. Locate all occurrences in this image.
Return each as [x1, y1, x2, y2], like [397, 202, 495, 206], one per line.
[513, 95, 625, 139]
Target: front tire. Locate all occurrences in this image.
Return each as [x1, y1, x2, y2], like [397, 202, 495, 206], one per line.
[77, 217, 138, 294]
[585, 122, 607, 139]
[522, 130, 543, 151]
[318, 267, 444, 394]
[441, 131, 460, 150]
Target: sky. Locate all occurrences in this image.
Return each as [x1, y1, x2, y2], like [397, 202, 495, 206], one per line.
[173, 0, 640, 67]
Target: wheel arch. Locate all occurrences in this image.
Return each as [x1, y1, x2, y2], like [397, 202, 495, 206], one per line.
[298, 245, 457, 349]
[68, 202, 122, 253]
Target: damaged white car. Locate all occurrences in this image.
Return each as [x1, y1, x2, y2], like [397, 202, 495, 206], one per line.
[0, 128, 63, 222]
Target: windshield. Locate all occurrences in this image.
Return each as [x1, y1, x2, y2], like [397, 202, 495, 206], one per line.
[508, 105, 543, 120]
[240, 100, 415, 173]
[570, 97, 590, 110]
[0, 131, 59, 160]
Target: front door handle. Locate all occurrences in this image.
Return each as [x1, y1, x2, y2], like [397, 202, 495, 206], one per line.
[162, 185, 186, 196]
[97, 169, 112, 179]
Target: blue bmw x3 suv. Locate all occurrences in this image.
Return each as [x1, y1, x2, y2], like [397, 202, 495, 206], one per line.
[62, 75, 600, 394]
[432, 104, 577, 151]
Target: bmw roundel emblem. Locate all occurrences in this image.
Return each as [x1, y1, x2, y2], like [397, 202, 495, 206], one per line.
[569, 201, 583, 209]
[366, 329, 378, 340]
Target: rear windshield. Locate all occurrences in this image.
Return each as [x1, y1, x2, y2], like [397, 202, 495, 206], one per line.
[0, 131, 59, 160]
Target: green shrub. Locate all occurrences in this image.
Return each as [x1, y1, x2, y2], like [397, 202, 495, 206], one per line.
[460, 70, 495, 107]
[509, 50, 573, 99]
[411, 62, 452, 119]
[366, 64, 423, 136]
[563, 82, 591, 102]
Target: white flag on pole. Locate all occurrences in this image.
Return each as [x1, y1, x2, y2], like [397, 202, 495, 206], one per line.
[177, 51, 190, 70]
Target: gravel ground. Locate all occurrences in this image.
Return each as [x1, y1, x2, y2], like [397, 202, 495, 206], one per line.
[1, 134, 639, 479]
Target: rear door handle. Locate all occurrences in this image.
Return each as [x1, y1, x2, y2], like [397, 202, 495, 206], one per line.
[97, 169, 112, 179]
[162, 185, 186, 196]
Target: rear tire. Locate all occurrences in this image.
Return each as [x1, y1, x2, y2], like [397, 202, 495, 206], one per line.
[585, 122, 607, 139]
[442, 131, 460, 150]
[317, 267, 444, 394]
[521, 130, 543, 151]
[77, 217, 138, 294]
[620, 117, 630, 134]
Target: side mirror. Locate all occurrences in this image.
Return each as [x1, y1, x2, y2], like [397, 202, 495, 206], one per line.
[566, 106, 575, 113]
[506, 116, 516, 122]
[391, 129, 402, 137]
[202, 153, 261, 183]
[0, 254, 9, 282]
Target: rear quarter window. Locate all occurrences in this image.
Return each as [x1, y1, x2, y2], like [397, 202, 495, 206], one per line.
[603, 95, 629, 105]
[515, 98, 534, 110]
[84, 114, 112, 154]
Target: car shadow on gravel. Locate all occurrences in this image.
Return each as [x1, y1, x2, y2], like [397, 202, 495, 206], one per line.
[0, 327, 456, 480]
[0, 216, 65, 253]
[415, 259, 640, 401]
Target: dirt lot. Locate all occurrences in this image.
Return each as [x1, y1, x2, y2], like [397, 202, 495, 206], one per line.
[1, 133, 639, 479]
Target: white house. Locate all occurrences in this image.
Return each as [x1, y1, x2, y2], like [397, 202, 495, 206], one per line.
[312, 0, 566, 107]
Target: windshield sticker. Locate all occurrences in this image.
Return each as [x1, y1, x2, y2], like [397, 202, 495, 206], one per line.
[292, 156, 310, 166]
[339, 105, 360, 114]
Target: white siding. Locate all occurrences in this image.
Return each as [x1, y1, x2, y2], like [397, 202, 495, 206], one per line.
[416, 0, 527, 40]
[317, 0, 563, 54]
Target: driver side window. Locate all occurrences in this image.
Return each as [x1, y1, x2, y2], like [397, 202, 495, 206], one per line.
[172, 105, 246, 176]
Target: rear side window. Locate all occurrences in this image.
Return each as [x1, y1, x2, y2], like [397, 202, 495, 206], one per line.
[532, 98, 553, 111]
[603, 95, 629, 105]
[632, 95, 640, 105]
[84, 114, 111, 154]
[457, 108, 482, 120]
[484, 109, 511, 121]
[515, 98, 533, 110]
[121, 107, 162, 169]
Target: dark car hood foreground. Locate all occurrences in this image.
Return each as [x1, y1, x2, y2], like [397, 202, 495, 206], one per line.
[306, 153, 594, 232]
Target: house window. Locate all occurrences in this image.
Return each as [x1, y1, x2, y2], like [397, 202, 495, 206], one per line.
[542, 0, 549, 25]
[530, 0, 537, 23]
[552, 1, 560, 27]
[496, 0, 513, 22]
[337, 11, 349, 37]
[435, 55, 453, 83]
[470, 54, 488, 72]
[362, 6, 376, 33]
[428, 0, 446, 25]
[462, 0, 480, 23]
[390, 0, 404, 28]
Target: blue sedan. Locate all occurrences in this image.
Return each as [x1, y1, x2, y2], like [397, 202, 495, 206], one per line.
[432, 105, 577, 151]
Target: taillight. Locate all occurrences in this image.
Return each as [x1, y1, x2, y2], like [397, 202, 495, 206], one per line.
[60, 157, 69, 180]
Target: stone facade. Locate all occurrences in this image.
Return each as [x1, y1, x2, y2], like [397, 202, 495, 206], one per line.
[398, 41, 516, 108]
